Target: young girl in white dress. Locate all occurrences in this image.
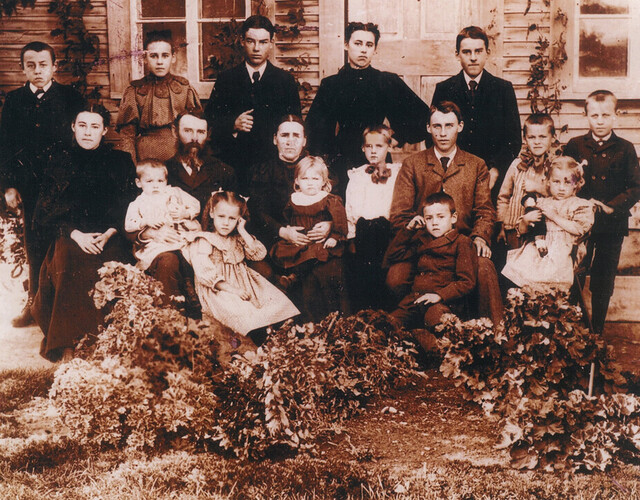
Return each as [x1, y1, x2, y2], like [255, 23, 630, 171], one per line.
[502, 156, 595, 290]
[344, 125, 401, 309]
[185, 190, 299, 335]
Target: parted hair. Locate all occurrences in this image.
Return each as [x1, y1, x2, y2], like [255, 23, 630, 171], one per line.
[294, 156, 332, 193]
[242, 15, 276, 38]
[75, 102, 111, 127]
[201, 190, 248, 232]
[430, 101, 462, 123]
[456, 26, 489, 52]
[547, 156, 586, 191]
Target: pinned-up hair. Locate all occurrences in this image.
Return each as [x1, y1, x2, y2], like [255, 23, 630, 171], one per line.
[144, 30, 174, 51]
[345, 22, 381, 45]
[201, 190, 248, 232]
[362, 124, 394, 146]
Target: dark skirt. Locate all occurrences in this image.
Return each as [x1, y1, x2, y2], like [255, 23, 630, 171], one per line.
[32, 234, 133, 361]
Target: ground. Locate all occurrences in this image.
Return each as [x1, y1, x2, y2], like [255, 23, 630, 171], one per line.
[1, 264, 640, 498]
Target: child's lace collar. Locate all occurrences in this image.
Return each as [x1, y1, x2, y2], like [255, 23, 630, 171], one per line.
[291, 191, 328, 206]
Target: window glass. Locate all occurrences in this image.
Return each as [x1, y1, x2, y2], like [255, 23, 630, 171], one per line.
[201, 0, 245, 18]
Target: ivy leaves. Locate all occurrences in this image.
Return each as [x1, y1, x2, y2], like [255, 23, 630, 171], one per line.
[437, 287, 639, 472]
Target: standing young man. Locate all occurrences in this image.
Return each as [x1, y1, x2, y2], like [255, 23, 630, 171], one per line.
[205, 15, 301, 193]
[431, 26, 521, 198]
[0, 42, 85, 327]
[388, 101, 502, 326]
[306, 22, 429, 193]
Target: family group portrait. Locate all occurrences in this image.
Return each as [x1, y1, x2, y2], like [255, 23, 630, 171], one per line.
[1, 0, 640, 497]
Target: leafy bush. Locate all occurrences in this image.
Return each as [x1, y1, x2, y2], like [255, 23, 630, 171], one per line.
[48, 263, 422, 458]
[437, 286, 639, 471]
[0, 210, 26, 279]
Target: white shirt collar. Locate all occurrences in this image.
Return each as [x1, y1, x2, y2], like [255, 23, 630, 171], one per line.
[463, 71, 483, 88]
[246, 61, 267, 81]
[29, 80, 52, 95]
[592, 131, 612, 144]
[434, 147, 457, 163]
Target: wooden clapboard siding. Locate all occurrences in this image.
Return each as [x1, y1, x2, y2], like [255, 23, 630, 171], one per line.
[0, 0, 121, 138]
[502, 0, 640, 154]
[274, 0, 320, 114]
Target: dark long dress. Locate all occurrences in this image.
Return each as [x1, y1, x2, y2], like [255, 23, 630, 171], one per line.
[31, 144, 137, 360]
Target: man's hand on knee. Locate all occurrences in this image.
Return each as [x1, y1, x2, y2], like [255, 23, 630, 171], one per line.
[473, 236, 492, 258]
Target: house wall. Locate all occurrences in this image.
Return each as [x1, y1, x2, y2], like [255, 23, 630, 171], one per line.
[502, 0, 640, 155]
[0, 0, 320, 133]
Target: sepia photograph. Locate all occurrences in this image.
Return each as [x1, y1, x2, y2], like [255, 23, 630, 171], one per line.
[0, 0, 639, 498]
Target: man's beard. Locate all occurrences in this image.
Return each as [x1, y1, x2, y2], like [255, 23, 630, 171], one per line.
[179, 141, 204, 171]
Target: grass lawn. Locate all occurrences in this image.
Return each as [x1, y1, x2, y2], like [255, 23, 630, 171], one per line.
[1, 366, 639, 499]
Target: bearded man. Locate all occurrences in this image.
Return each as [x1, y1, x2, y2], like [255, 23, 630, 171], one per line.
[166, 110, 237, 212]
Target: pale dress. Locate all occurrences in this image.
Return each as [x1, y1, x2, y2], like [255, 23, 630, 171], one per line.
[125, 186, 201, 270]
[185, 232, 300, 335]
[344, 163, 401, 238]
[501, 196, 594, 289]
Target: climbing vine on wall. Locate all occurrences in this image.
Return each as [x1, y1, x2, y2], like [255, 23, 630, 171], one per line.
[0, 0, 101, 100]
[525, 6, 568, 118]
[203, 0, 315, 112]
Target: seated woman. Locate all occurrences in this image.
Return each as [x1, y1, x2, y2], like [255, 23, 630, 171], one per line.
[32, 104, 137, 361]
[248, 115, 344, 321]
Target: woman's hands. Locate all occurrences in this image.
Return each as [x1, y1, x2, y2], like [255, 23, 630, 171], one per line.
[70, 228, 117, 255]
[279, 221, 332, 247]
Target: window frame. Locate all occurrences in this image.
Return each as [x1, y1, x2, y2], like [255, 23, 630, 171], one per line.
[107, 0, 274, 99]
[551, 0, 640, 99]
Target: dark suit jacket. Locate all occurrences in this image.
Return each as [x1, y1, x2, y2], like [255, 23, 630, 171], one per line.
[390, 147, 495, 244]
[204, 61, 301, 191]
[165, 149, 237, 216]
[564, 132, 640, 235]
[384, 228, 476, 302]
[0, 81, 85, 202]
[431, 71, 521, 181]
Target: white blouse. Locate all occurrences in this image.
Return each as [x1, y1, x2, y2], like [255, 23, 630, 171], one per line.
[344, 163, 401, 239]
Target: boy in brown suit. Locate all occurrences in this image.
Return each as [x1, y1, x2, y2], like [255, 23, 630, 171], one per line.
[386, 192, 476, 329]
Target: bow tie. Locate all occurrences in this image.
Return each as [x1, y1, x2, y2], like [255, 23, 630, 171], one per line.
[365, 165, 391, 184]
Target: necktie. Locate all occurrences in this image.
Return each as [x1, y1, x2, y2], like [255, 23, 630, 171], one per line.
[35, 88, 45, 99]
[252, 71, 260, 84]
[440, 156, 450, 172]
[469, 80, 477, 102]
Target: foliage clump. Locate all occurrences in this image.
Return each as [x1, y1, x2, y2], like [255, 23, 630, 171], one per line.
[48, 262, 421, 459]
[215, 311, 419, 459]
[437, 286, 640, 472]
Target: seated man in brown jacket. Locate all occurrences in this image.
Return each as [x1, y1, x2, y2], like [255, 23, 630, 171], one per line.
[388, 101, 502, 325]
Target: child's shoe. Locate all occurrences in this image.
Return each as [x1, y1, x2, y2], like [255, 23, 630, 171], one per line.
[182, 277, 202, 320]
